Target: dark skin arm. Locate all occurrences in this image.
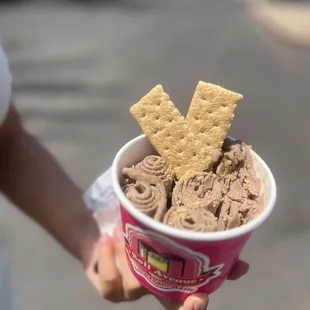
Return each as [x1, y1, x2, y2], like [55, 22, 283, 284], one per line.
[0, 104, 248, 310]
[0, 105, 99, 260]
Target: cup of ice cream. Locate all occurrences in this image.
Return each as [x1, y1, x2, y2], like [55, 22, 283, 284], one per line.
[111, 82, 277, 301]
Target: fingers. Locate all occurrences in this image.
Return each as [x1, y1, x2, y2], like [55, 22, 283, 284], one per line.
[86, 226, 146, 303]
[85, 253, 101, 294]
[112, 225, 127, 271]
[182, 293, 209, 310]
[227, 259, 249, 280]
[158, 293, 209, 310]
[159, 259, 247, 310]
[113, 226, 146, 300]
[97, 234, 123, 301]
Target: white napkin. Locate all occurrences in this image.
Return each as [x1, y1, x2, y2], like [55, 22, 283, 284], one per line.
[84, 168, 121, 269]
[84, 167, 121, 235]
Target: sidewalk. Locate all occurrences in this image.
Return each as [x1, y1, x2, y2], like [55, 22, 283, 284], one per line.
[248, 0, 310, 47]
[1, 1, 310, 310]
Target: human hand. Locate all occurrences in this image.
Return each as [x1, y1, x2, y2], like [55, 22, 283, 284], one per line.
[158, 259, 249, 310]
[84, 225, 145, 302]
[83, 225, 248, 309]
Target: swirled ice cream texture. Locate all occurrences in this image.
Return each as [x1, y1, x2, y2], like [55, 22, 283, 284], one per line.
[135, 155, 173, 194]
[215, 142, 263, 230]
[172, 172, 223, 214]
[163, 205, 218, 232]
[122, 141, 263, 232]
[122, 167, 167, 221]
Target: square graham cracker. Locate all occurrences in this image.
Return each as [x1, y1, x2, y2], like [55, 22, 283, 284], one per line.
[130, 85, 210, 179]
[187, 81, 243, 156]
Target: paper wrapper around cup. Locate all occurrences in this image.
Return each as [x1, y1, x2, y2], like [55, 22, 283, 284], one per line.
[84, 168, 121, 235]
[111, 135, 277, 301]
[84, 168, 121, 268]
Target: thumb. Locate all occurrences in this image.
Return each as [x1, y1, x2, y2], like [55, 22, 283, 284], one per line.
[158, 293, 209, 310]
[182, 293, 209, 310]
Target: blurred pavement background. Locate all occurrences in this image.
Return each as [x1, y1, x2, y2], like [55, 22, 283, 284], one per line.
[0, 0, 310, 309]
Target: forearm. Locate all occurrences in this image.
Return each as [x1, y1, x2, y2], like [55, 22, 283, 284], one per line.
[0, 118, 99, 261]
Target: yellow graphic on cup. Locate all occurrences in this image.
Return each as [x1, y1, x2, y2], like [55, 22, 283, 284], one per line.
[147, 251, 168, 279]
[137, 240, 186, 279]
[138, 241, 168, 279]
[147, 252, 168, 272]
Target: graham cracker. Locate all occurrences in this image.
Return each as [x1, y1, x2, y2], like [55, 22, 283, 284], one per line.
[130, 85, 209, 179]
[186, 81, 243, 159]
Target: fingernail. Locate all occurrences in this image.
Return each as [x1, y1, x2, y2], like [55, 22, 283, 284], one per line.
[235, 260, 249, 276]
[99, 234, 111, 245]
[193, 295, 209, 310]
[113, 227, 124, 241]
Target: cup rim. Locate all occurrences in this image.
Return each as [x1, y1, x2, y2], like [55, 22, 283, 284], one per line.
[112, 134, 277, 242]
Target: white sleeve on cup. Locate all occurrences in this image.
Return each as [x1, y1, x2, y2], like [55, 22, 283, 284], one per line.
[83, 167, 121, 234]
[0, 45, 12, 125]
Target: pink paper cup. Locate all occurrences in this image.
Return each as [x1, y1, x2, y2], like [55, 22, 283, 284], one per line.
[111, 135, 277, 301]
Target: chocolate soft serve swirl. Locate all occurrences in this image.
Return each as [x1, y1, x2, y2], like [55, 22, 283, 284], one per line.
[135, 155, 173, 193]
[215, 143, 263, 229]
[122, 82, 265, 232]
[216, 143, 261, 197]
[163, 206, 218, 232]
[172, 172, 223, 214]
[122, 167, 167, 221]
[122, 141, 263, 231]
[217, 196, 240, 231]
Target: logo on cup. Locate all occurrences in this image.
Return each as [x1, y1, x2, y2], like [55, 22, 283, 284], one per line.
[124, 224, 224, 293]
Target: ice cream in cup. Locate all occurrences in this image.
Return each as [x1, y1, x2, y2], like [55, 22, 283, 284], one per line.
[111, 82, 277, 301]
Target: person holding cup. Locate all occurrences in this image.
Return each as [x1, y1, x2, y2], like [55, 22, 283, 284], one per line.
[0, 44, 248, 310]
[105, 85, 276, 301]
[84, 169, 250, 308]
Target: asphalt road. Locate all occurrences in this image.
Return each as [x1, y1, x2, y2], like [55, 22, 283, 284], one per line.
[0, 1, 310, 309]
